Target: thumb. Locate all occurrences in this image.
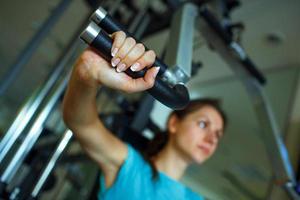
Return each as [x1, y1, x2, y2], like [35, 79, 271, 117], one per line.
[126, 67, 160, 92]
[144, 66, 160, 88]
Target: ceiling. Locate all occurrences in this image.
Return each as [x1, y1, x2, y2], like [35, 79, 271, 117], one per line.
[0, 0, 299, 199]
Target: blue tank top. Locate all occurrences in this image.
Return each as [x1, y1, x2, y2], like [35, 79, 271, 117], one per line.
[98, 144, 204, 200]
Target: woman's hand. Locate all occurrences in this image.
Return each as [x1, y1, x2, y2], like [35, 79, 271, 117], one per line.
[75, 31, 160, 93]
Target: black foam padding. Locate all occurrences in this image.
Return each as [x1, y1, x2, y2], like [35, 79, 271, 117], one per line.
[90, 30, 189, 110]
[95, 11, 168, 76]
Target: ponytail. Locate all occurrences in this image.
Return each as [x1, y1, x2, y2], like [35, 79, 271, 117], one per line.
[142, 130, 169, 179]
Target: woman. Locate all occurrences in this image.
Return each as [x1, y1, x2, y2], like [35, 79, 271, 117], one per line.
[62, 31, 227, 200]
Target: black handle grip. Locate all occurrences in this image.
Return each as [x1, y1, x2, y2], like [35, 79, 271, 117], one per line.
[81, 25, 189, 110]
[98, 13, 131, 36]
[91, 7, 168, 76]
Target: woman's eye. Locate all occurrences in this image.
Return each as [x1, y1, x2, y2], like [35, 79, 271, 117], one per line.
[198, 121, 207, 129]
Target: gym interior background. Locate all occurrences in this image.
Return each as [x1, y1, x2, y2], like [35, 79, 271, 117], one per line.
[0, 0, 299, 199]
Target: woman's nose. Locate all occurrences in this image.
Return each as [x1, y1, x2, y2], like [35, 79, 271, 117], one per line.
[204, 131, 217, 145]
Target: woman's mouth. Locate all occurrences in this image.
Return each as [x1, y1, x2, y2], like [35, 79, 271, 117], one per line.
[198, 145, 211, 155]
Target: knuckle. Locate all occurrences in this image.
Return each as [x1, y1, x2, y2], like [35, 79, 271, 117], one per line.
[113, 31, 126, 46]
[127, 89, 134, 94]
[145, 78, 155, 89]
[135, 43, 145, 52]
[120, 84, 127, 91]
[145, 50, 156, 64]
[80, 50, 92, 61]
[124, 85, 134, 93]
[116, 31, 125, 37]
[145, 82, 153, 90]
[147, 50, 156, 59]
[76, 61, 91, 81]
[79, 51, 96, 67]
[117, 50, 126, 59]
[125, 54, 134, 63]
[126, 37, 136, 45]
[149, 79, 155, 88]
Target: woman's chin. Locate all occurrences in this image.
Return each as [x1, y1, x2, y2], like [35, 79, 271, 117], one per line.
[193, 154, 209, 164]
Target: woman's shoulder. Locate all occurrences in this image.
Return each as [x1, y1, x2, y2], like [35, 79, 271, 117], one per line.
[122, 144, 152, 173]
[98, 144, 155, 198]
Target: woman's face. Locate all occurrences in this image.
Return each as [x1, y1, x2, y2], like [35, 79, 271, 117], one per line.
[169, 105, 224, 164]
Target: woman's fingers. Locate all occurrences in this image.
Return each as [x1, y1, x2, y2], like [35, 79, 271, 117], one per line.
[130, 50, 156, 72]
[117, 43, 145, 72]
[110, 31, 159, 92]
[79, 31, 160, 94]
[115, 48, 156, 73]
[112, 37, 136, 72]
[110, 31, 156, 72]
[111, 31, 126, 57]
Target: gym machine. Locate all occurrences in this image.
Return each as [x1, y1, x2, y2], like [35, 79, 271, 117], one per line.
[0, 13, 93, 200]
[80, 2, 300, 199]
[197, 5, 299, 200]
[0, 0, 73, 96]
[0, 0, 184, 199]
[0, 0, 299, 199]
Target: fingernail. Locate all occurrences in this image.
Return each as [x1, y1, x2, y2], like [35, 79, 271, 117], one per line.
[111, 48, 118, 57]
[111, 57, 120, 67]
[130, 63, 140, 71]
[117, 63, 126, 72]
[153, 67, 160, 77]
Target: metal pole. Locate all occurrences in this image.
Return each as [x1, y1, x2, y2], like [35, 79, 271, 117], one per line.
[198, 12, 298, 199]
[0, 0, 72, 96]
[105, 0, 123, 15]
[30, 130, 73, 198]
[0, 11, 92, 184]
[285, 182, 300, 200]
[0, 1, 122, 162]
[0, 72, 70, 184]
[164, 3, 198, 85]
[0, 17, 88, 165]
[0, 89, 41, 162]
[128, 0, 149, 35]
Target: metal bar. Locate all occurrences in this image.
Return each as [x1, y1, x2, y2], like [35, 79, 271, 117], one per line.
[128, 0, 149, 35]
[285, 182, 300, 200]
[198, 11, 298, 198]
[0, 0, 72, 96]
[0, 72, 70, 184]
[129, 1, 152, 41]
[130, 94, 155, 132]
[30, 130, 73, 198]
[134, 14, 151, 40]
[107, 0, 123, 15]
[199, 7, 266, 85]
[0, 7, 93, 182]
[164, 3, 198, 85]
[0, 18, 86, 165]
[0, 89, 40, 162]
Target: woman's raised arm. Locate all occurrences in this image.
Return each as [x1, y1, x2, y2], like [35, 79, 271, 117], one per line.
[62, 32, 159, 187]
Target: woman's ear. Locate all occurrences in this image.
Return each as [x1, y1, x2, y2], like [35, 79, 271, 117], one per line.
[167, 114, 179, 135]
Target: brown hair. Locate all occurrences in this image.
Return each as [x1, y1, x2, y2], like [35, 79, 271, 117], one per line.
[142, 98, 227, 179]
